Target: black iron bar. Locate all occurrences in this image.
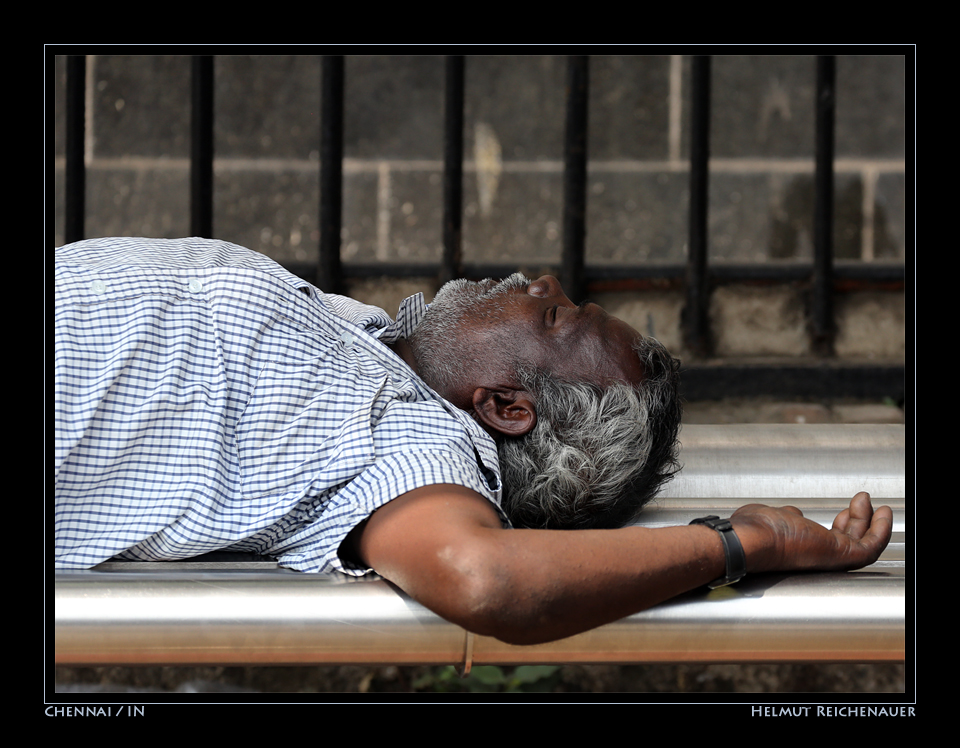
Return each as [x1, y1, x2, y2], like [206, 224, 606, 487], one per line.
[680, 360, 904, 401]
[64, 55, 86, 245]
[322, 260, 903, 287]
[683, 55, 712, 357]
[561, 55, 589, 304]
[190, 56, 215, 239]
[812, 55, 837, 356]
[318, 55, 345, 295]
[441, 55, 465, 286]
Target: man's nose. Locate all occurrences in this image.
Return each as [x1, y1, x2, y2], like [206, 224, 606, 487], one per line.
[528, 275, 570, 301]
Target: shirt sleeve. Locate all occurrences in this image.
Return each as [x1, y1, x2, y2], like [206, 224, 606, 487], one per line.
[266, 446, 504, 574]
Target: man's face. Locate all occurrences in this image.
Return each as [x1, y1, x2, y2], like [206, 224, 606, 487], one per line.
[408, 273, 645, 408]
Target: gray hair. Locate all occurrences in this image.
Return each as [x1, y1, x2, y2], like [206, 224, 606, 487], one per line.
[407, 274, 530, 399]
[497, 337, 682, 530]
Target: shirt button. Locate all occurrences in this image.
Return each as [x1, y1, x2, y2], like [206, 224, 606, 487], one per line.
[340, 331, 354, 348]
[90, 280, 106, 294]
[188, 279, 204, 293]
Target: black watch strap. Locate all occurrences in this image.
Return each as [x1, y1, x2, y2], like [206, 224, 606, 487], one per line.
[689, 515, 746, 589]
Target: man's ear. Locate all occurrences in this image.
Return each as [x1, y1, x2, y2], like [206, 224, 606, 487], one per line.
[471, 387, 537, 437]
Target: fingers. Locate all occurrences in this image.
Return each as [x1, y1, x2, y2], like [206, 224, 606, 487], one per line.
[830, 492, 893, 566]
[862, 503, 894, 549]
[831, 507, 851, 534]
[832, 492, 877, 540]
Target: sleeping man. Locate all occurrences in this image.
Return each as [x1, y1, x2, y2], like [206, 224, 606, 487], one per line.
[54, 236, 892, 645]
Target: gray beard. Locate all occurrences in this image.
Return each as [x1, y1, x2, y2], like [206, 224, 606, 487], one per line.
[407, 272, 530, 397]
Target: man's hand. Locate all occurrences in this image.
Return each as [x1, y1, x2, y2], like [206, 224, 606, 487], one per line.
[730, 492, 893, 575]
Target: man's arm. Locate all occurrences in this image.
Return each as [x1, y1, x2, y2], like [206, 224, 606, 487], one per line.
[346, 486, 892, 646]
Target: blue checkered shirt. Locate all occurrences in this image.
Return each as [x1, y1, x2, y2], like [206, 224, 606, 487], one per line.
[54, 237, 505, 573]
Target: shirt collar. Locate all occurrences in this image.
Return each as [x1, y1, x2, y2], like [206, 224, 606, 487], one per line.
[375, 293, 428, 344]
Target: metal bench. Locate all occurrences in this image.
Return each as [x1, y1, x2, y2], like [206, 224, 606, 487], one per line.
[54, 424, 906, 670]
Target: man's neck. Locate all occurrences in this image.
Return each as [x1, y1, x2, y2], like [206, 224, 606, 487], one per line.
[385, 338, 419, 375]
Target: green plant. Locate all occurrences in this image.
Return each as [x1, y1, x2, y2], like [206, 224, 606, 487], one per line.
[413, 665, 561, 693]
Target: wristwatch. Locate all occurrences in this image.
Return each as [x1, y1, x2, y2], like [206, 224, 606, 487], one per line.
[689, 515, 746, 589]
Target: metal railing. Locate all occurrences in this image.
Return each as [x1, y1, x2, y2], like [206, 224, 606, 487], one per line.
[59, 53, 906, 400]
[55, 424, 906, 666]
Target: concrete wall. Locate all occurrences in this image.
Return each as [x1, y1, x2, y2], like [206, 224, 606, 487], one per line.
[50, 52, 907, 362]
